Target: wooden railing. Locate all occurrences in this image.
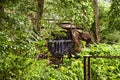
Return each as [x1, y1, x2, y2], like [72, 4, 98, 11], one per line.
[84, 55, 120, 80]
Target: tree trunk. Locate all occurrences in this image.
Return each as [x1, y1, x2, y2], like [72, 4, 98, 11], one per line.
[0, 5, 4, 21]
[34, 0, 44, 36]
[0, 5, 4, 30]
[93, 0, 100, 43]
[38, 0, 44, 21]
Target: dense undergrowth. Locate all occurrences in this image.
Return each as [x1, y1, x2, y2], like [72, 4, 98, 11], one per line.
[0, 0, 120, 80]
[0, 43, 120, 80]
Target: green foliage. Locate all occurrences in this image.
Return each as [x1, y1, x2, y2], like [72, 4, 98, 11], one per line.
[99, 1, 110, 32]
[83, 43, 120, 56]
[0, 0, 120, 80]
[0, 54, 48, 80]
[36, 43, 120, 80]
[0, 0, 41, 80]
[108, 0, 120, 32]
[102, 31, 120, 44]
[44, 0, 94, 30]
[35, 58, 84, 80]
[83, 43, 120, 80]
[98, 0, 120, 43]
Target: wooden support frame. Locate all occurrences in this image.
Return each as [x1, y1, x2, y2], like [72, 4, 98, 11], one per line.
[84, 55, 120, 80]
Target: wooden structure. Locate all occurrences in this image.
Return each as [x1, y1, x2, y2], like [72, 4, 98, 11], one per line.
[48, 23, 76, 57]
[48, 22, 91, 57]
[48, 40, 73, 57]
[84, 55, 120, 80]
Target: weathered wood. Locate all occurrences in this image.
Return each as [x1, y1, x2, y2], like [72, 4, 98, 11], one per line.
[49, 40, 72, 42]
[84, 55, 120, 80]
[84, 55, 120, 59]
[84, 56, 87, 80]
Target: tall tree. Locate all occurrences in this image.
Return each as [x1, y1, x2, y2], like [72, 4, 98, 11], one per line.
[34, 0, 44, 36]
[93, 0, 100, 43]
[0, 1, 4, 24]
[38, 0, 44, 20]
[0, 4, 4, 15]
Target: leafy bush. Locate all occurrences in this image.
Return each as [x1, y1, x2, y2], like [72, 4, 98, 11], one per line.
[101, 31, 120, 44]
[1, 41, 120, 80]
[82, 43, 120, 80]
[0, 1, 42, 79]
[0, 0, 120, 80]
[36, 43, 120, 80]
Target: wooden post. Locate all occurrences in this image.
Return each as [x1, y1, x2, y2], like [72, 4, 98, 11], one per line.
[88, 57, 91, 80]
[84, 56, 87, 80]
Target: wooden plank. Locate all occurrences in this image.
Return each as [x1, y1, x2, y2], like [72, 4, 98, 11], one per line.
[48, 40, 72, 42]
[84, 55, 120, 59]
